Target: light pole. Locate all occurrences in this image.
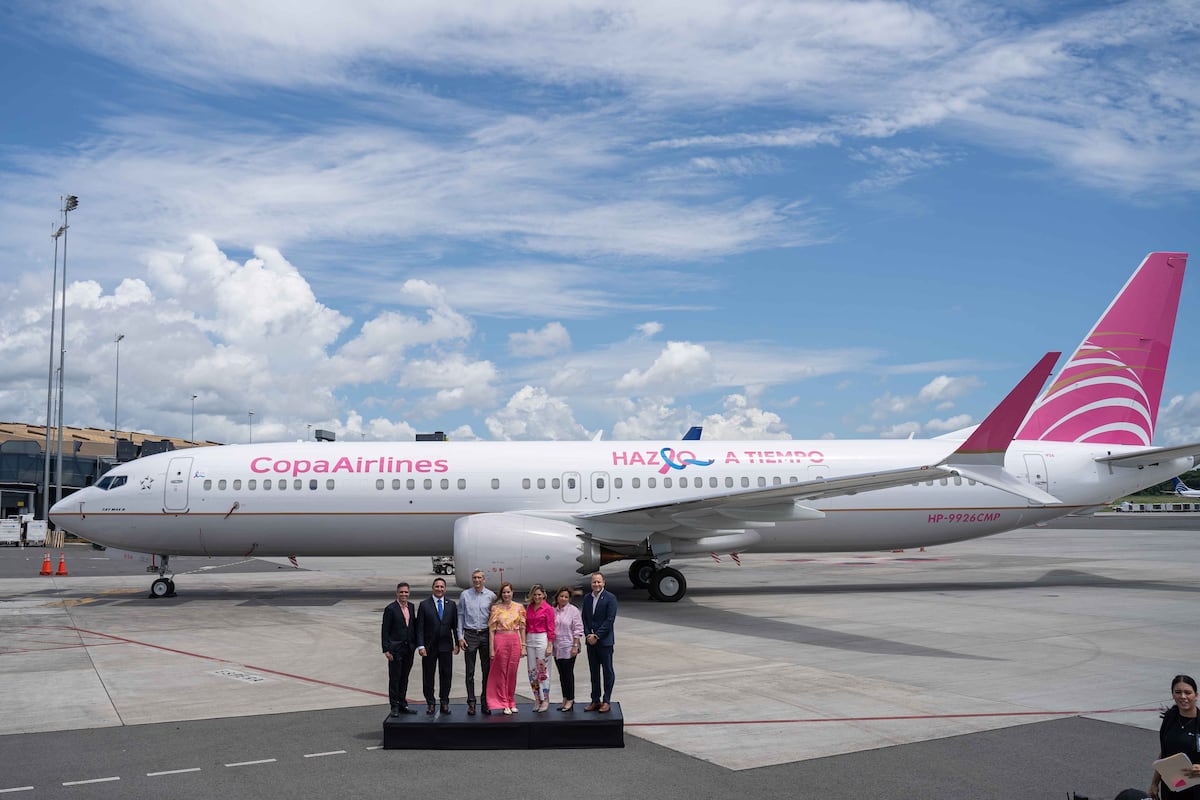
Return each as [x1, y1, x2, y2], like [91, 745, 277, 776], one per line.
[248, 411, 254, 443]
[191, 394, 197, 443]
[42, 223, 65, 521]
[113, 334, 124, 459]
[54, 195, 78, 506]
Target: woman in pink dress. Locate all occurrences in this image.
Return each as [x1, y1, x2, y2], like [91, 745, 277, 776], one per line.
[524, 585, 556, 713]
[485, 582, 526, 715]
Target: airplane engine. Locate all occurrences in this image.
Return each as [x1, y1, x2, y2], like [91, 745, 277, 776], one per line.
[453, 513, 602, 591]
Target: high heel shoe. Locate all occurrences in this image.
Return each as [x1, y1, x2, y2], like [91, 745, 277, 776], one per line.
[502, 708, 513, 716]
[559, 700, 573, 712]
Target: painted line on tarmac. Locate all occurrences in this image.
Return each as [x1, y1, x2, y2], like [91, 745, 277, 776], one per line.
[225, 759, 277, 768]
[303, 750, 347, 758]
[626, 706, 1160, 727]
[62, 776, 120, 786]
[0, 788, 34, 794]
[147, 768, 201, 776]
[41, 625, 387, 698]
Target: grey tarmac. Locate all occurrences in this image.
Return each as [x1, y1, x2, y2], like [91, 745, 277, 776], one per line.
[1, 513, 1196, 799]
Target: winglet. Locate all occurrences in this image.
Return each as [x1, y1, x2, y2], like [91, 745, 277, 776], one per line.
[940, 352, 1063, 506]
[950, 352, 1061, 464]
[682, 426, 703, 441]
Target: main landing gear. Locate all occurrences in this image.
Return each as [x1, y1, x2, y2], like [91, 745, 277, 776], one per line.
[148, 555, 177, 598]
[627, 558, 687, 603]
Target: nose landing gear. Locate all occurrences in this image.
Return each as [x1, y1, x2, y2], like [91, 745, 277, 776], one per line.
[148, 555, 176, 598]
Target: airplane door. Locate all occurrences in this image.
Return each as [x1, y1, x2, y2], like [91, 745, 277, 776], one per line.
[1022, 454, 1049, 493]
[562, 472, 582, 503]
[591, 471, 610, 503]
[164, 457, 193, 512]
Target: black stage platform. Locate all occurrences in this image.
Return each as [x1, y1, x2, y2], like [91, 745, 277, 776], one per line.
[382, 703, 624, 749]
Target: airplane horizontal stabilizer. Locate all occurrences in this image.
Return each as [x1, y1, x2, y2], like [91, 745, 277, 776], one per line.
[1094, 442, 1200, 469]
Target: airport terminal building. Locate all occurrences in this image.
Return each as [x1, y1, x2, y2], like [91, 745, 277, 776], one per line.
[0, 422, 211, 521]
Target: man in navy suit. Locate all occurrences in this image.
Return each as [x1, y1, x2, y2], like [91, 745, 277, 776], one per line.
[582, 572, 617, 713]
[416, 577, 460, 714]
[381, 582, 418, 716]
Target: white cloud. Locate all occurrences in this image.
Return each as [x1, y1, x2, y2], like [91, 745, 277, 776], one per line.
[880, 421, 922, 439]
[485, 386, 590, 440]
[696, 394, 791, 440]
[924, 414, 974, 433]
[636, 321, 663, 338]
[509, 322, 571, 358]
[616, 341, 714, 393]
[917, 375, 982, 404]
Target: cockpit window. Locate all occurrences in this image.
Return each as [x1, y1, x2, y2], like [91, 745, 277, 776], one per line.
[95, 475, 128, 490]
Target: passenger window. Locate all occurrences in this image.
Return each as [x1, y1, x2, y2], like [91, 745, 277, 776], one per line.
[203, 479, 212, 490]
[263, 480, 271, 491]
[567, 477, 577, 489]
[741, 477, 749, 488]
[218, 479, 227, 490]
[613, 477, 622, 489]
[247, 479, 256, 490]
[326, 479, 335, 490]
[440, 478, 449, 490]
[758, 477, 767, 488]
[709, 477, 717, 488]
[773, 476, 782, 486]
[491, 478, 500, 490]
[725, 477, 733, 488]
[664, 477, 673, 488]
[597, 477, 606, 489]
[233, 479, 241, 490]
[407, 479, 415, 490]
[537, 478, 546, 489]
[552, 478, 560, 489]
[423, 478, 432, 490]
[632, 477, 640, 489]
[522, 478, 531, 489]
[309, 479, 318, 490]
[293, 479, 302, 490]
[647, 477, 656, 488]
[376, 479, 385, 490]
[278, 479, 287, 491]
[457, 479, 466, 490]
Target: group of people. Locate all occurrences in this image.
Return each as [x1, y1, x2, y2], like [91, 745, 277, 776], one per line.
[381, 570, 617, 717]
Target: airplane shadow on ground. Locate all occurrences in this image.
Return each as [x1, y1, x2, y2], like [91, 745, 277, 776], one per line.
[616, 569, 1200, 660]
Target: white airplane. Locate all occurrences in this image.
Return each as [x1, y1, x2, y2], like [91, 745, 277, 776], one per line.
[1171, 477, 1200, 498]
[51, 252, 1197, 602]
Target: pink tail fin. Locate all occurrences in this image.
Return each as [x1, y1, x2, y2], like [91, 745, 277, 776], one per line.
[1015, 252, 1188, 445]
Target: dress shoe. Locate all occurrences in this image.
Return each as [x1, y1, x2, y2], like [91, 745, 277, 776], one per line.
[399, 706, 417, 715]
[426, 704, 435, 715]
[467, 702, 476, 716]
[440, 703, 451, 714]
[560, 700, 574, 712]
[389, 704, 400, 717]
[598, 702, 611, 713]
[584, 702, 600, 712]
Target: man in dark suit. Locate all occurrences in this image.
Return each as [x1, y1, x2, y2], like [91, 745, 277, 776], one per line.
[416, 577, 460, 714]
[582, 572, 617, 713]
[381, 582, 418, 716]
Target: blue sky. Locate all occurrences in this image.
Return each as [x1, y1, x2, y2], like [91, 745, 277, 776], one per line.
[1, 1, 1198, 445]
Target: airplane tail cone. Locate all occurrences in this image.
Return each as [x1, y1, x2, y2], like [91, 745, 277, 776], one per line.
[39, 552, 52, 576]
[55, 553, 68, 576]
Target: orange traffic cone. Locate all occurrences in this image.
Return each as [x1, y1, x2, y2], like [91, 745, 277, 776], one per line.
[55, 553, 69, 576]
[39, 552, 52, 575]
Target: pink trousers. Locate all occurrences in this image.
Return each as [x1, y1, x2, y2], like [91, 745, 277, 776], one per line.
[486, 631, 521, 710]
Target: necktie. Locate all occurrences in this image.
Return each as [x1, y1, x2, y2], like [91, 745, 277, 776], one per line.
[437, 598, 443, 619]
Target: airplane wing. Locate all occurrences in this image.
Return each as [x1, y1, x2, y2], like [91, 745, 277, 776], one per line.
[1094, 442, 1200, 469]
[571, 352, 1064, 542]
[572, 462, 959, 537]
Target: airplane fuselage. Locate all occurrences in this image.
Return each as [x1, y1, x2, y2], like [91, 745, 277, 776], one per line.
[51, 438, 1186, 560]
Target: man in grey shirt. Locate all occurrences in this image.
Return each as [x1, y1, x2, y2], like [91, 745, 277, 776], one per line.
[457, 569, 497, 715]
